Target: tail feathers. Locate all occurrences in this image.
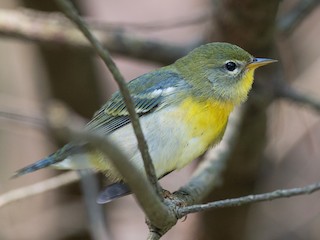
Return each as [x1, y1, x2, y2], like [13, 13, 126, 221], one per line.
[12, 154, 59, 178]
[97, 182, 131, 204]
[11, 143, 87, 178]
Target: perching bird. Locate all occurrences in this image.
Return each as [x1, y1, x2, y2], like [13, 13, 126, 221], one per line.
[13, 42, 276, 203]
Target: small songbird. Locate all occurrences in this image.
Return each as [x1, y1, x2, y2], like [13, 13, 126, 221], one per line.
[12, 42, 276, 203]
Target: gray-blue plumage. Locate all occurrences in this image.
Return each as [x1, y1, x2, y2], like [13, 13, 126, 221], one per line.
[12, 144, 86, 178]
[12, 68, 191, 201]
[86, 69, 191, 135]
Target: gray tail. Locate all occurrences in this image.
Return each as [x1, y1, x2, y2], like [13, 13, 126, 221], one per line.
[11, 153, 58, 178]
[11, 143, 85, 178]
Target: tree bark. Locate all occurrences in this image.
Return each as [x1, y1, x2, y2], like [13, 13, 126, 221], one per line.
[199, 1, 281, 239]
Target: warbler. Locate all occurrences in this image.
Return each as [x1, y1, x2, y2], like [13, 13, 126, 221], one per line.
[13, 42, 275, 203]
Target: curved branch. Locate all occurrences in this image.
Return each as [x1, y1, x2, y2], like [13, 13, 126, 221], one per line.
[177, 108, 244, 204]
[276, 85, 320, 112]
[55, 0, 162, 197]
[179, 181, 320, 215]
[4, 106, 320, 238]
[0, 8, 190, 64]
[278, 0, 320, 35]
[88, 12, 210, 32]
[0, 110, 45, 129]
[140, 109, 245, 238]
[0, 171, 79, 208]
[47, 103, 176, 231]
[78, 170, 111, 240]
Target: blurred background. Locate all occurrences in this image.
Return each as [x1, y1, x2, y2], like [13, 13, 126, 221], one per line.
[0, 0, 319, 239]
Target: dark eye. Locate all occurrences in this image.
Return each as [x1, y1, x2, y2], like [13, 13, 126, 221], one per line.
[225, 61, 237, 71]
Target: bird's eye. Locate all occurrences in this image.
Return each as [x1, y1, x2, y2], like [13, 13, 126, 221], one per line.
[225, 61, 237, 72]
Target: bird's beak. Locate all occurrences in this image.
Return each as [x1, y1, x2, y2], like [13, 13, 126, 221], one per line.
[247, 58, 277, 69]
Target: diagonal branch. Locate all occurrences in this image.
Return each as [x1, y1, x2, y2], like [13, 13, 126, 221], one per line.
[176, 108, 244, 205]
[55, 0, 162, 198]
[78, 170, 111, 240]
[0, 110, 46, 129]
[47, 103, 175, 230]
[276, 84, 320, 112]
[88, 12, 210, 32]
[144, 109, 245, 238]
[3, 106, 320, 238]
[0, 8, 190, 64]
[178, 181, 320, 216]
[277, 0, 320, 35]
[0, 171, 79, 208]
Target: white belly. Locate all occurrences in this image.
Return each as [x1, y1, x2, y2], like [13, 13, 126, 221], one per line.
[53, 105, 221, 181]
[106, 106, 211, 179]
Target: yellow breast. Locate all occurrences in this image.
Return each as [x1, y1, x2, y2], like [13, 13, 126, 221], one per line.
[178, 97, 234, 148]
[87, 96, 235, 179]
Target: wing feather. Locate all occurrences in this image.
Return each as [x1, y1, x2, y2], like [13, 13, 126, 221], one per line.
[86, 69, 190, 135]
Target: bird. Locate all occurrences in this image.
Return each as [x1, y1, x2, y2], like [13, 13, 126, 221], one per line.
[12, 42, 276, 203]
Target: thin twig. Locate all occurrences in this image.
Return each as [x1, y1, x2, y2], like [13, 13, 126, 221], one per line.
[55, 0, 163, 198]
[147, 232, 161, 240]
[0, 8, 190, 64]
[178, 181, 320, 216]
[146, 109, 245, 238]
[0, 110, 45, 128]
[4, 105, 320, 237]
[88, 12, 210, 32]
[276, 85, 320, 112]
[176, 108, 244, 204]
[78, 170, 111, 240]
[47, 103, 175, 230]
[278, 0, 320, 35]
[0, 171, 79, 208]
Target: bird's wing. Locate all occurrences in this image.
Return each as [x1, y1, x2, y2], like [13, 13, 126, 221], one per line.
[86, 68, 190, 135]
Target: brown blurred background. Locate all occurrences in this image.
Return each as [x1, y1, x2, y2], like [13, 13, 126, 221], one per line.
[0, 0, 319, 239]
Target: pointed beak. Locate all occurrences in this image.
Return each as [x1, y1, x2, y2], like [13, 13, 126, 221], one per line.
[247, 58, 277, 69]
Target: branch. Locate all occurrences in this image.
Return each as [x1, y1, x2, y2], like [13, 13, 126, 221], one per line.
[88, 12, 210, 32]
[0, 171, 79, 208]
[143, 109, 245, 238]
[178, 181, 320, 216]
[147, 232, 161, 240]
[0, 8, 190, 64]
[4, 105, 320, 238]
[55, 0, 162, 198]
[47, 103, 176, 231]
[276, 84, 320, 112]
[278, 0, 320, 35]
[176, 108, 244, 204]
[0, 110, 45, 129]
[78, 170, 111, 240]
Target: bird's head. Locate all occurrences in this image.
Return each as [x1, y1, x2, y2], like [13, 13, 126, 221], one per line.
[175, 42, 276, 104]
